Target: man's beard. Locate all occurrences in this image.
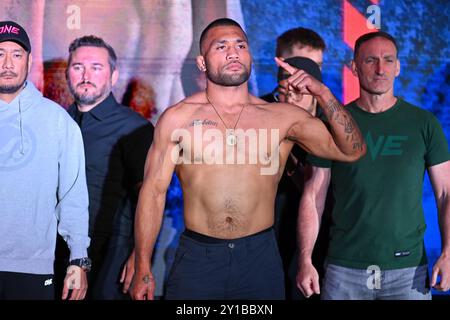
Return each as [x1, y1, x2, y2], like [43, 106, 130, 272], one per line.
[206, 62, 251, 87]
[68, 80, 110, 106]
[0, 72, 26, 94]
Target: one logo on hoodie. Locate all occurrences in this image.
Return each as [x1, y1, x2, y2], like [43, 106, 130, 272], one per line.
[0, 118, 36, 171]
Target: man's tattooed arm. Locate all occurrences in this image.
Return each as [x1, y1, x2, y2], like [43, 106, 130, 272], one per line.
[324, 98, 364, 152]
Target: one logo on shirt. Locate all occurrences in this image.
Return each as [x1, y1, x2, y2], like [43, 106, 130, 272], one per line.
[44, 278, 53, 286]
[365, 132, 408, 160]
[394, 251, 411, 257]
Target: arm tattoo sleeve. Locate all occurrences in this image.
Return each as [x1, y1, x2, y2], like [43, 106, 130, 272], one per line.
[325, 98, 363, 151]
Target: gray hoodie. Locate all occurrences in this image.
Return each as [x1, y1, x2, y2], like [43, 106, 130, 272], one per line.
[0, 81, 90, 274]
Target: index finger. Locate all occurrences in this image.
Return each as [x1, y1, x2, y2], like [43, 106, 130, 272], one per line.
[296, 280, 307, 297]
[431, 268, 439, 287]
[147, 283, 155, 300]
[70, 288, 81, 300]
[312, 277, 321, 295]
[120, 265, 127, 283]
[123, 272, 134, 293]
[275, 57, 298, 75]
[61, 284, 69, 300]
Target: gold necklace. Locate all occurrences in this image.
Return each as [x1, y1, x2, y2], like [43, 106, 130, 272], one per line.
[206, 93, 245, 146]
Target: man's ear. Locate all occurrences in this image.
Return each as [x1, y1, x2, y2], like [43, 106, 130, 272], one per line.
[350, 59, 358, 77]
[395, 59, 400, 77]
[111, 68, 119, 86]
[196, 55, 207, 72]
[27, 53, 33, 74]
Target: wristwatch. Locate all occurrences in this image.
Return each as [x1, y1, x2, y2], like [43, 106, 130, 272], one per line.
[69, 257, 92, 272]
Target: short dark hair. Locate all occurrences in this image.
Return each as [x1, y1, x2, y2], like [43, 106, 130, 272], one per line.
[354, 31, 398, 59]
[276, 27, 326, 57]
[68, 35, 117, 71]
[199, 18, 248, 54]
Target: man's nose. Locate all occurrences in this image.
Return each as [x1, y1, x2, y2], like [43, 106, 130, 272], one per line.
[82, 68, 91, 80]
[375, 60, 385, 75]
[226, 46, 239, 60]
[2, 54, 14, 70]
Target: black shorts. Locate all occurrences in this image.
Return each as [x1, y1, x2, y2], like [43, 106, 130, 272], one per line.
[0, 271, 55, 300]
[165, 227, 285, 300]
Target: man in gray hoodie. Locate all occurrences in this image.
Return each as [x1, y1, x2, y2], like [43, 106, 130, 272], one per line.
[0, 20, 90, 300]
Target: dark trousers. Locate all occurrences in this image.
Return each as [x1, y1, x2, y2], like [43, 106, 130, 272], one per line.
[91, 234, 133, 300]
[0, 271, 54, 300]
[85, 232, 110, 299]
[165, 227, 285, 300]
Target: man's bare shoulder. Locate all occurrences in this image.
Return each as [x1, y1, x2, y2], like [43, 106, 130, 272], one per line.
[155, 102, 185, 130]
[156, 93, 208, 131]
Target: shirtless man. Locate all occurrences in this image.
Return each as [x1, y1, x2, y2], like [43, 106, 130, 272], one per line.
[130, 18, 366, 300]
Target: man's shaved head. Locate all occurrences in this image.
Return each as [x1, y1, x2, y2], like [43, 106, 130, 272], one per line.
[199, 18, 248, 54]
